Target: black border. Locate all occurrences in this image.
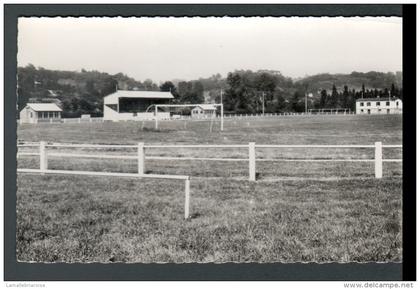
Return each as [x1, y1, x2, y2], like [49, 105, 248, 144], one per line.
[402, 4, 416, 282]
[4, 4, 414, 281]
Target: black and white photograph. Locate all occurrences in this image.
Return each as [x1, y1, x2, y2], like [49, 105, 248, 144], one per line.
[13, 12, 405, 268]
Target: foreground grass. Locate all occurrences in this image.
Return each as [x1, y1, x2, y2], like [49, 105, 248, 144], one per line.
[17, 174, 401, 263]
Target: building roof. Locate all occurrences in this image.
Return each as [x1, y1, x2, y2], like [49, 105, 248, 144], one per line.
[356, 97, 401, 102]
[104, 90, 174, 104]
[194, 104, 217, 110]
[26, 103, 62, 112]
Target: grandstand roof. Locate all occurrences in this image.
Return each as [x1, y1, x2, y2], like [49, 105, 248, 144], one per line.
[104, 90, 174, 104]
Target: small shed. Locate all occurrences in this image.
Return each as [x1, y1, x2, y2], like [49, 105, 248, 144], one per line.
[19, 103, 62, 124]
[191, 104, 217, 119]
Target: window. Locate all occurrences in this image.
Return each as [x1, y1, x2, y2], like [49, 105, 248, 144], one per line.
[360, 102, 364, 107]
[367, 102, 371, 106]
[378, 109, 381, 112]
[386, 101, 390, 106]
[38, 112, 43, 118]
[30, 112, 33, 118]
[387, 109, 390, 114]
[367, 109, 371, 114]
[376, 102, 380, 106]
[396, 102, 399, 106]
[361, 109, 364, 113]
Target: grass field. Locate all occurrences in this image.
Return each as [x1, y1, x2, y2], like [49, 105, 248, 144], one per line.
[16, 114, 403, 263]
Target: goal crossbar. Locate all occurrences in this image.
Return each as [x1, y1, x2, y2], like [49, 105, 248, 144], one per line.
[154, 103, 224, 131]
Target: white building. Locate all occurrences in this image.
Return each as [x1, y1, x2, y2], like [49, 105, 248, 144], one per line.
[355, 97, 402, 115]
[191, 104, 217, 119]
[103, 90, 173, 121]
[19, 103, 62, 124]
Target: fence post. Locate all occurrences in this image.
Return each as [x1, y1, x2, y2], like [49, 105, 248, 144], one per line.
[39, 141, 48, 172]
[138, 142, 145, 175]
[249, 142, 256, 181]
[184, 178, 190, 219]
[375, 141, 383, 179]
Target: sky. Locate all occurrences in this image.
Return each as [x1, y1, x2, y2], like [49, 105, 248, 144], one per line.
[18, 17, 402, 83]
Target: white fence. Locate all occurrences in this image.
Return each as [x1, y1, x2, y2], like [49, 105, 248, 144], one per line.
[17, 141, 192, 219]
[17, 141, 402, 180]
[62, 117, 104, 123]
[21, 112, 357, 125]
[221, 111, 355, 118]
[17, 141, 402, 218]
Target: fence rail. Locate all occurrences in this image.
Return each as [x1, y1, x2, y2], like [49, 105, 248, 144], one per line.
[45, 143, 137, 148]
[17, 141, 402, 180]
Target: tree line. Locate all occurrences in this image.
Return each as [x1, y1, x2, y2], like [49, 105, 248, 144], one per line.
[17, 64, 402, 117]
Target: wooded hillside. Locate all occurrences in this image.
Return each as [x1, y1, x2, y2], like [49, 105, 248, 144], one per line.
[17, 64, 402, 117]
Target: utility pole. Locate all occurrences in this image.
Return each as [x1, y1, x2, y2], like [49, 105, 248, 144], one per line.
[220, 88, 224, 131]
[262, 92, 265, 115]
[304, 84, 309, 114]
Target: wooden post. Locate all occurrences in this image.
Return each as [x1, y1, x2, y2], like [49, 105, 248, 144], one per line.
[249, 142, 256, 181]
[39, 141, 48, 172]
[184, 178, 190, 219]
[138, 142, 145, 175]
[375, 141, 383, 179]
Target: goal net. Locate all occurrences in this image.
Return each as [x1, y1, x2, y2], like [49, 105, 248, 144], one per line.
[152, 104, 224, 131]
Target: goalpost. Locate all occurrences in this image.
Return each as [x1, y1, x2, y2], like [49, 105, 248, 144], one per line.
[153, 103, 224, 131]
